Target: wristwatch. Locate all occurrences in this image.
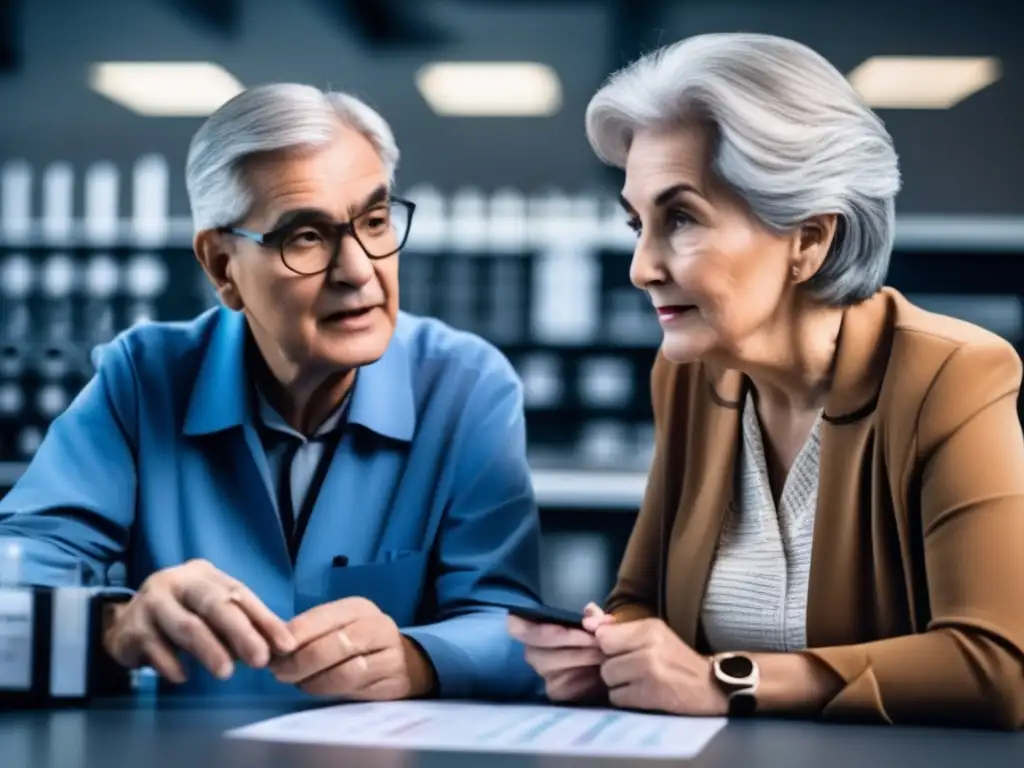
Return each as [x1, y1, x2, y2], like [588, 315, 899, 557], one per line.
[711, 652, 760, 716]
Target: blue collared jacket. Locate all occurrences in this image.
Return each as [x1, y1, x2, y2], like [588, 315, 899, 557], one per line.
[0, 307, 544, 700]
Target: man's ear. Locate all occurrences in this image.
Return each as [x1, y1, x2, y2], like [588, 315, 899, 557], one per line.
[791, 213, 839, 283]
[194, 230, 243, 310]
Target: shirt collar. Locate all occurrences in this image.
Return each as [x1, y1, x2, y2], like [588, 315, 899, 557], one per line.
[184, 308, 417, 442]
[254, 385, 351, 441]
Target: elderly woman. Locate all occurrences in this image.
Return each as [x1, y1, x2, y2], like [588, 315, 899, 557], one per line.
[509, 33, 1024, 728]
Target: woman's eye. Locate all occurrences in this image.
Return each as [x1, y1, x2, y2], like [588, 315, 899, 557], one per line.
[625, 218, 642, 237]
[668, 209, 694, 229]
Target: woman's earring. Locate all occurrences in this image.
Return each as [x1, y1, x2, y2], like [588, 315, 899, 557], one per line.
[791, 265, 800, 281]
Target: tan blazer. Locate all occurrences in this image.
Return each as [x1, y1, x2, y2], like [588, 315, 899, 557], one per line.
[606, 287, 1024, 729]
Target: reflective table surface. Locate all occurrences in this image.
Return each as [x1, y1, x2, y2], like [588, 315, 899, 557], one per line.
[2, 697, 1022, 768]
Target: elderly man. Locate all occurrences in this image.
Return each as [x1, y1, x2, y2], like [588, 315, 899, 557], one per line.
[0, 84, 543, 701]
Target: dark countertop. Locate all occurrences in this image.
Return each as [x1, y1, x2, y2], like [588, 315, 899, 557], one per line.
[3, 697, 1022, 768]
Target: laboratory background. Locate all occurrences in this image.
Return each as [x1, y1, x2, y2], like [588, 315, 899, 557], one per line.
[0, 0, 1022, 610]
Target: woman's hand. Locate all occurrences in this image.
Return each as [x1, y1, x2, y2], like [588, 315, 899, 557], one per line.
[508, 603, 615, 703]
[581, 602, 616, 633]
[594, 618, 728, 716]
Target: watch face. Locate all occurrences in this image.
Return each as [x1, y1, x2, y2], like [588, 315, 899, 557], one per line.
[719, 654, 755, 680]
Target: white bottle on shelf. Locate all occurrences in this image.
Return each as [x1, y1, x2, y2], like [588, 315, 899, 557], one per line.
[0, 537, 23, 587]
[0, 538, 34, 701]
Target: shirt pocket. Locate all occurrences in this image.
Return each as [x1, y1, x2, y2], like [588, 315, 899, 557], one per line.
[322, 549, 430, 628]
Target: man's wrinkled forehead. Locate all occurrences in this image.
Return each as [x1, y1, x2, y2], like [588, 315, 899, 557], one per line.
[242, 126, 389, 225]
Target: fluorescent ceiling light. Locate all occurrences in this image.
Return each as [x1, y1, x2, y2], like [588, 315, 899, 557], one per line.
[89, 62, 244, 116]
[848, 56, 1001, 109]
[416, 62, 562, 117]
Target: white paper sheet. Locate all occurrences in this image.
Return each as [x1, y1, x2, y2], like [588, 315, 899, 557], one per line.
[226, 700, 727, 760]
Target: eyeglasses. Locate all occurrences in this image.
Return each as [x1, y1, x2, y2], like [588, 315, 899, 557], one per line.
[218, 197, 416, 276]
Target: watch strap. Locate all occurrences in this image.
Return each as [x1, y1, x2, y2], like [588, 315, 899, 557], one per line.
[726, 690, 757, 716]
[712, 652, 760, 716]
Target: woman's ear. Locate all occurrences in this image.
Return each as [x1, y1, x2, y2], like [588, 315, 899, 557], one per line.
[791, 213, 839, 283]
[194, 230, 243, 311]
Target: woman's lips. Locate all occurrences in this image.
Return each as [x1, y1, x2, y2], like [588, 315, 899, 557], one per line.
[655, 305, 696, 323]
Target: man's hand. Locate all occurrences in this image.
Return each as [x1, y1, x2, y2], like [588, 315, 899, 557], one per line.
[102, 559, 297, 684]
[269, 597, 435, 700]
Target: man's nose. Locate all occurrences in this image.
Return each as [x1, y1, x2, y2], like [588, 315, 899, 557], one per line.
[328, 234, 375, 288]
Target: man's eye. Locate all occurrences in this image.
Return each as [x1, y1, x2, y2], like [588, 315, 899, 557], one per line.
[286, 228, 325, 247]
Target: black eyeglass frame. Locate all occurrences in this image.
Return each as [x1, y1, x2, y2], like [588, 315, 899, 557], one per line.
[217, 196, 416, 275]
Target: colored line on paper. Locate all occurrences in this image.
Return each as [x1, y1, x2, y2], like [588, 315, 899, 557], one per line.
[641, 726, 664, 747]
[573, 713, 622, 746]
[383, 716, 433, 737]
[519, 711, 571, 742]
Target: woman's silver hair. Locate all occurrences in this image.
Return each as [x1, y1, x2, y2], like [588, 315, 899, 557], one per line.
[586, 33, 900, 305]
[186, 83, 399, 232]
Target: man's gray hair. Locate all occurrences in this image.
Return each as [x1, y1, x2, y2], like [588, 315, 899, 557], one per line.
[186, 83, 400, 232]
[585, 33, 900, 306]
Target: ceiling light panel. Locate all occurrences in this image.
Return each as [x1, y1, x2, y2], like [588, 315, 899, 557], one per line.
[89, 62, 244, 116]
[848, 56, 1001, 109]
[416, 62, 562, 117]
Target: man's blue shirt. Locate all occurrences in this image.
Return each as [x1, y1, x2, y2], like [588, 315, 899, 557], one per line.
[0, 307, 544, 700]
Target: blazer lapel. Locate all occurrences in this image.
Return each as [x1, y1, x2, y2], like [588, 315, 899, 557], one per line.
[807, 289, 898, 646]
[665, 365, 745, 648]
[806, 418, 879, 646]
